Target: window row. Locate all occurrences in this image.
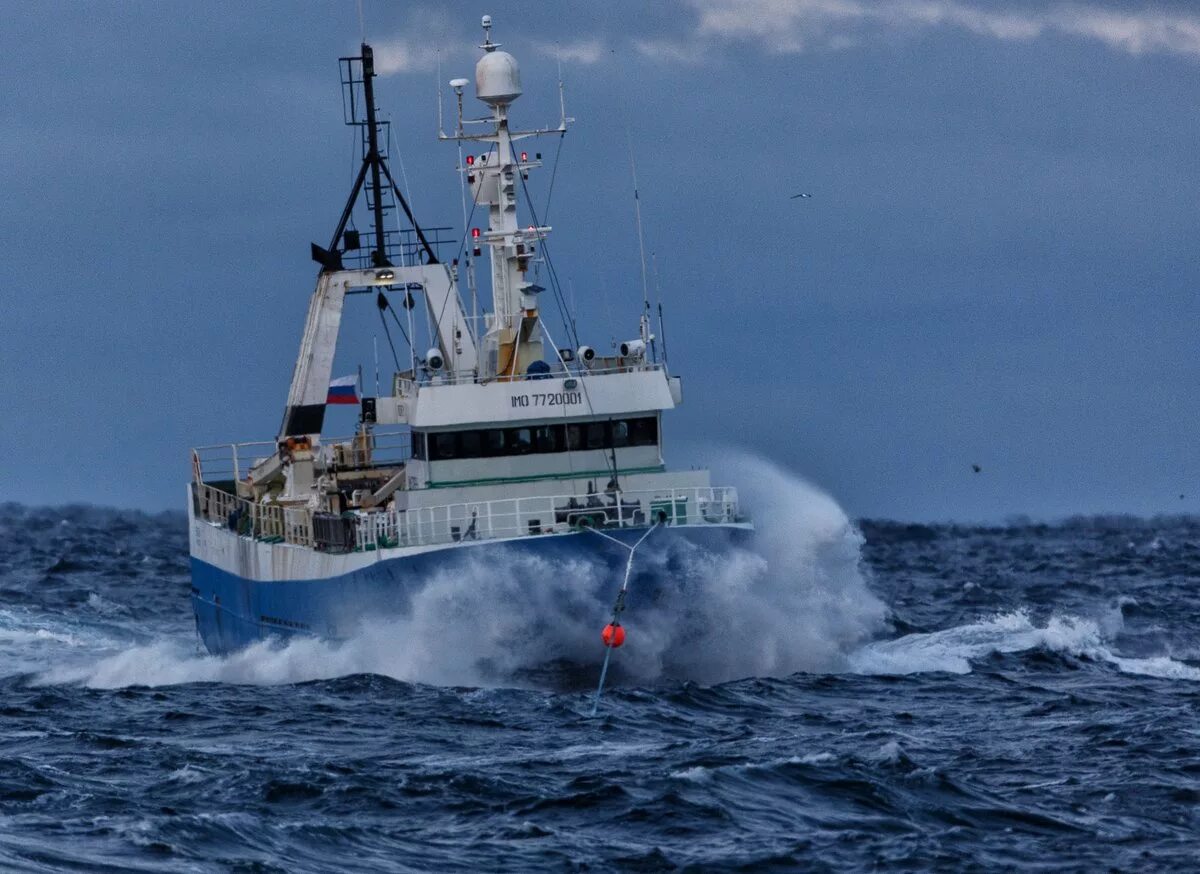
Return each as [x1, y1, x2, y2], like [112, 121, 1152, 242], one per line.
[413, 417, 659, 461]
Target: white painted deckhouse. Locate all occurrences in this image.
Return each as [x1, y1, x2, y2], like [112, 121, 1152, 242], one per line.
[187, 16, 751, 655]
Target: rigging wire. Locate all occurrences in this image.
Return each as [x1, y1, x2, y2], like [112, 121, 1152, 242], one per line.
[510, 142, 579, 351]
[541, 48, 568, 227]
[534, 295, 622, 493]
[541, 132, 567, 226]
[426, 145, 490, 369]
[533, 315, 583, 483]
[453, 146, 492, 264]
[376, 301, 403, 372]
[512, 134, 621, 489]
[385, 295, 412, 347]
[392, 130, 419, 266]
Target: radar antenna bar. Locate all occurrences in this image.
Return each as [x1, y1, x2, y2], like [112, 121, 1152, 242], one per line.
[316, 44, 439, 271]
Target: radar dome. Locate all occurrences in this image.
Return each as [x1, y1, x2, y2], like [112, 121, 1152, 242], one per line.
[475, 50, 522, 105]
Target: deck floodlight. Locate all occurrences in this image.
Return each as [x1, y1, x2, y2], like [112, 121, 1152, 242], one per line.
[620, 339, 646, 360]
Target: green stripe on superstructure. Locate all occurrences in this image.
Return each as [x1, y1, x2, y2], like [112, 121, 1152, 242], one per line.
[427, 465, 666, 489]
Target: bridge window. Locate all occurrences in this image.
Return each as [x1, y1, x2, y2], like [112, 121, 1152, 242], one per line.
[432, 432, 457, 460]
[534, 425, 559, 453]
[630, 417, 657, 446]
[460, 431, 482, 458]
[510, 428, 532, 454]
[483, 429, 506, 456]
[586, 423, 607, 450]
[415, 416, 659, 462]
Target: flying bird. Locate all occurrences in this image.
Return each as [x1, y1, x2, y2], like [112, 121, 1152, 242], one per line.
[791, 193, 813, 199]
[971, 464, 982, 474]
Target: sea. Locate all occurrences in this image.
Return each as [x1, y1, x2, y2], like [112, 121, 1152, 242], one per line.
[1, 461, 1198, 872]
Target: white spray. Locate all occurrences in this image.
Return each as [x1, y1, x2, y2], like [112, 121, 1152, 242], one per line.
[37, 455, 891, 689]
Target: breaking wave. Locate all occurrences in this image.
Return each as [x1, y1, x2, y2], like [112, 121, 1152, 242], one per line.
[12, 468, 1198, 693]
[33, 455, 889, 689]
[849, 608, 1200, 681]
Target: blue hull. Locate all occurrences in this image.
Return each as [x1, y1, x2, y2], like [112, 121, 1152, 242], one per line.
[190, 525, 752, 655]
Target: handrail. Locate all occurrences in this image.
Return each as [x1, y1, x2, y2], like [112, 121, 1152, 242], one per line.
[393, 361, 668, 395]
[192, 482, 742, 554]
[191, 427, 412, 485]
[193, 481, 298, 544]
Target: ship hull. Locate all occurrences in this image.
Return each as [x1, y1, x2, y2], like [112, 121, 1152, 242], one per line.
[189, 521, 753, 655]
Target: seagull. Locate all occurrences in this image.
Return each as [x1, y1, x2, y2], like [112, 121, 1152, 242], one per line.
[971, 464, 982, 474]
[790, 193, 813, 199]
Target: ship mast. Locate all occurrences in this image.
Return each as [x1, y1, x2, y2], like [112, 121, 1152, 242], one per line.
[360, 45, 389, 268]
[442, 16, 571, 381]
[312, 43, 439, 274]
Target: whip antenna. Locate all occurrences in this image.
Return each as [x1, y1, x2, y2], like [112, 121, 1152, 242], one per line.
[627, 129, 651, 313]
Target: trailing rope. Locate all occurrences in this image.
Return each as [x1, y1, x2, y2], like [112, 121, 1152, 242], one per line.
[587, 521, 659, 716]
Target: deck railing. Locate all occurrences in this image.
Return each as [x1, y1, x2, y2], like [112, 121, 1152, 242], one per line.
[191, 428, 412, 485]
[192, 483, 741, 554]
[394, 360, 667, 395]
[194, 482, 317, 547]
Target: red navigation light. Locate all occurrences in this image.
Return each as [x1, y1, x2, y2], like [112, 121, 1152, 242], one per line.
[520, 151, 527, 162]
[527, 225, 535, 232]
[466, 155, 475, 166]
[471, 228, 480, 239]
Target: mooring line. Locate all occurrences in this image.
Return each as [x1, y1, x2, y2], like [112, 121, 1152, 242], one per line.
[586, 521, 659, 716]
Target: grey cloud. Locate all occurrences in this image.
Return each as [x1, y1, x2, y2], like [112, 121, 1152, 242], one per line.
[680, 0, 1200, 59]
[531, 39, 609, 65]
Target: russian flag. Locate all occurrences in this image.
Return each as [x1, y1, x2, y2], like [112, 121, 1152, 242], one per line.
[327, 374, 359, 405]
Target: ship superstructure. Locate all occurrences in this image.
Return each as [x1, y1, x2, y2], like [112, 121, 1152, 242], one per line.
[187, 17, 750, 655]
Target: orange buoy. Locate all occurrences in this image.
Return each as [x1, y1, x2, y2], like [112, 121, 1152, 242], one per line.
[602, 623, 626, 648]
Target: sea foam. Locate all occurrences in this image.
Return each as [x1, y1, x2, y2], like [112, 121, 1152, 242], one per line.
[39, 455, 889, 689]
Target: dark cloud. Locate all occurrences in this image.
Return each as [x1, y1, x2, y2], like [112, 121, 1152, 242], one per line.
[1, 1, 1196, 519]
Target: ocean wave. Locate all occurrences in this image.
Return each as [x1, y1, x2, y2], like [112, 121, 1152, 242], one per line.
[37, 455, 888, 689]
[848, 609, 1200, 681]
[3, 498, 1200, 870]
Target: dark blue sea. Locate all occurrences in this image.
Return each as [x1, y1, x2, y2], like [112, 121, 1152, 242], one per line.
[2, 472, 1198, 870]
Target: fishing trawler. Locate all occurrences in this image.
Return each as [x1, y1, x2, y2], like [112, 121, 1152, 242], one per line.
[188, 16, 751, 656]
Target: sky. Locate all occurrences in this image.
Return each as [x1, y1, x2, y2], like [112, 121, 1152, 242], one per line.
[0, 0, 1197, 521]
